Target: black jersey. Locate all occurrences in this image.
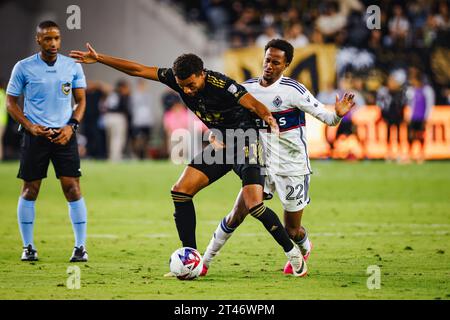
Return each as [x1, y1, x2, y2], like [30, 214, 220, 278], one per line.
[157, 68, 257, 133]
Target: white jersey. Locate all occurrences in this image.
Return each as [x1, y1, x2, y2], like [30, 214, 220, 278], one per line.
[242, 76, 342, 175]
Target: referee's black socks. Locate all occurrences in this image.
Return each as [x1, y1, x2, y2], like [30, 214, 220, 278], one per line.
[171, 191, 197, 249]
[249, 203, 294, 252]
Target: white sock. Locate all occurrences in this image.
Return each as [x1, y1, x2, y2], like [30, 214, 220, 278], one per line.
[203, 217, 235, 268]
[295, 227, 311, 255]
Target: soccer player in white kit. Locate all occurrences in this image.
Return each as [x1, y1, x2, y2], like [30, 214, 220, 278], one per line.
[201, 39, 355, 276]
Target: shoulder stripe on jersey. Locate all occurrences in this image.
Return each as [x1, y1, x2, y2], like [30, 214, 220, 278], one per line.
[280, 82, 307, 95]
[281, 77, 306, 88]
[280, 79, 306, 94]
[243, 78, 259, 84]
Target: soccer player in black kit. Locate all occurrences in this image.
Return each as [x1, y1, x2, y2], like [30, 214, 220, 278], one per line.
[71, 44, 308, 276]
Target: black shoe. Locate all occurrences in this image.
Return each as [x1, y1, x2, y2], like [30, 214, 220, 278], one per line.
[70, 246, 88, 262]
[21, 244, 38, 261]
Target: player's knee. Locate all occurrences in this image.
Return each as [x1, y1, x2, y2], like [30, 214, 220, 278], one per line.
[63, 184, 81, 201]
[171, 183, 194, 196]
[21, 184, 40, 200]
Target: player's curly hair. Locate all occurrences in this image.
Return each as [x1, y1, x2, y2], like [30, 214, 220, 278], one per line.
[173, 54, 204, 80]
[264, 39, 294, 64]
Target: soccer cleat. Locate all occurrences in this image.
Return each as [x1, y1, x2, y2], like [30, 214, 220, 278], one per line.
[70, 246, 88, 262]
[285, 245, 308, 277]
[199, 264, 208, 277]
[283, 241, 313, 274]
[21, 244, 38, 261]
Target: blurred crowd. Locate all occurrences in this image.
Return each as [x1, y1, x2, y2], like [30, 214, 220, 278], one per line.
[0, 78, 207, 162]
[171, 0, 450, 104]
[1, 0, 449, 162]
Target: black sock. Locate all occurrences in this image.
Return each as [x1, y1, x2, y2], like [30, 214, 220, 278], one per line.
[250, 203, 294, 252]
[171, 191, 197, 249]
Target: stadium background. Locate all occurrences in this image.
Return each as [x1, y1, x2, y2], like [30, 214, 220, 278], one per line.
[0, 0, 449, 301]
[1, 0, 449, 161]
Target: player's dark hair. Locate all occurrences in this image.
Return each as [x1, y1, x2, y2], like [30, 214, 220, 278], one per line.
[264, 39, 294, 64]
[37, 20, 60, 33]
[173, 54, 204, 80]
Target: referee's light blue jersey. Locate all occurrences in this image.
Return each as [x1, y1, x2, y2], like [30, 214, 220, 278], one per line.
[6, 53, 87, 128]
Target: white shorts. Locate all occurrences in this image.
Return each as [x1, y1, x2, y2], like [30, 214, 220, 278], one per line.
[264, 173, 311, 212]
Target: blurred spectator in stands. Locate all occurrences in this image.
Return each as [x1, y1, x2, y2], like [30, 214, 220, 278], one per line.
[284, 22, 309, 48]
[0, 80, 6, 160]
[316, 1, 347, 43]
[202, 0, 229, 41]
[230, 5, 259, 47]
[280, 6, 301, 30]
[346, 5, 369, 47]
[83, 81, 107, 159]
[317, 81, 336, 105]
[310, 26, 325, 44]
[386, 4, 410, 49]
[329, 74, 366, 159]
[163, 98, 206, 161]
[376, 69, 408, 162]
[434, 0, 450, 30]
[130, 79, 154, 160]
[406, 67, 435, 163]
[256, 25, 281, 47]
[407, 0, 430, 48]
[104, 79, 131, 162]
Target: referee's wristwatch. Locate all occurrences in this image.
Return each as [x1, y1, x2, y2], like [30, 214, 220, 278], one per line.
[68, 118, 79, 133]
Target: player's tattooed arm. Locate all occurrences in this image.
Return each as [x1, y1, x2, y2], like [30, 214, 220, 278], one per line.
[70, 43, 159, 81]
[239, 93, 279, 135]
[6, 95, 55, 138]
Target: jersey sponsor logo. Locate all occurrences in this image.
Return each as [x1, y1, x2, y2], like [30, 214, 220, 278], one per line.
[256, 108, 306, 132]
[62, 82, 71, 95]
[272, 95, 282, 108]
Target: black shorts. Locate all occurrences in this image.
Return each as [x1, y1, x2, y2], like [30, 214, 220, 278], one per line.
[189, 137, 265, 187]
[18, 131, 81, 181]
[409, 120, 425, 132]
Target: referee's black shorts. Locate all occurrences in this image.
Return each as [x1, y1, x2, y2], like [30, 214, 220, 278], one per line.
[18, 131, 81, 182]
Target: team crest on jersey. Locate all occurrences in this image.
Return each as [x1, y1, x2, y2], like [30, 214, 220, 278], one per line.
[273, 95, 282, 108]
[62, 82, 71, 95]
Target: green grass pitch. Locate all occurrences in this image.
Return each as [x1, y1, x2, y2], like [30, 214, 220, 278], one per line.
[0, 160, 449, 300]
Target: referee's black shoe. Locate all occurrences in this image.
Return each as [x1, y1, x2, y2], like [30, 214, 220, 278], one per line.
[21, 244, 38, 261]
[70, 246, 88, 262]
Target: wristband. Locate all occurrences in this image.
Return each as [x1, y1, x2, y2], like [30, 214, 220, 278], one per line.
[68, 118, 79, 132]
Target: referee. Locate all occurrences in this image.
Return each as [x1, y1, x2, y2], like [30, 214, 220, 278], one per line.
[6, 21, 88, 262]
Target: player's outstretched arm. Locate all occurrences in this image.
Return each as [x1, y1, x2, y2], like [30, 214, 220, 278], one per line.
[239, 93, 279, 135]
[70, 43, 159, 81]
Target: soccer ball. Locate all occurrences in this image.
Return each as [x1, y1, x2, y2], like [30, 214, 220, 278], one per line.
[169, 247, 203, 280]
